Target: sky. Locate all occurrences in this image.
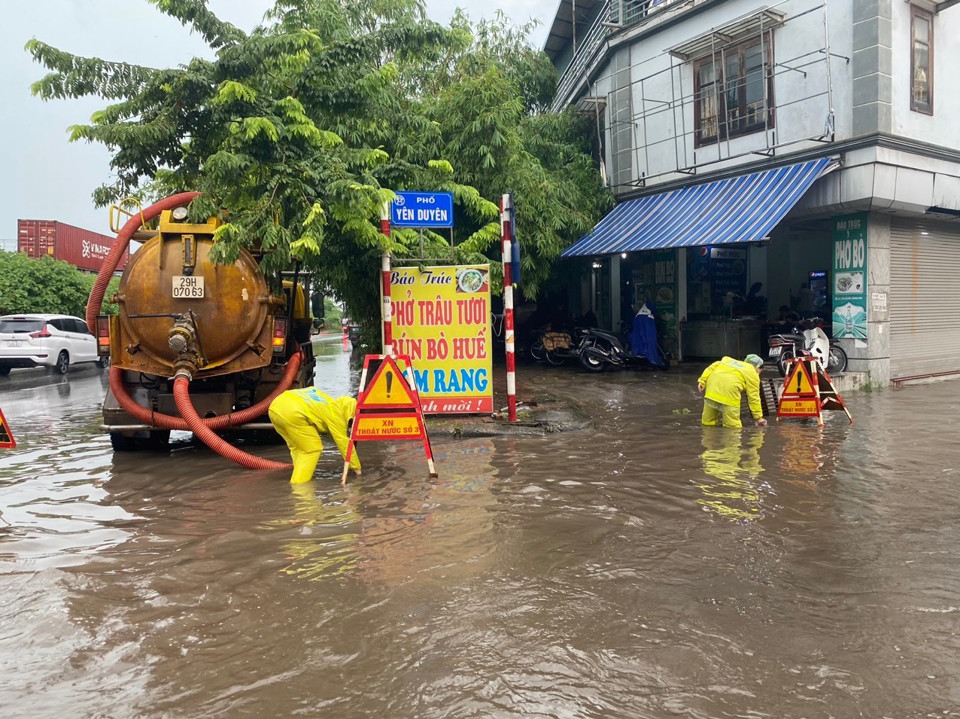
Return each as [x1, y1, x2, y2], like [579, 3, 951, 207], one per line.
[0, 0, 557, 250]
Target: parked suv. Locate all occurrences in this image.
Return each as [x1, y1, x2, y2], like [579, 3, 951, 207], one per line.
[0, 314, 106, 375]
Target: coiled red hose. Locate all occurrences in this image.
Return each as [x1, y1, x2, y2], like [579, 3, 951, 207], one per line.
[107, 349, 303, 431]
[173, 375, 291, 471]
[86, 191, 200, 331]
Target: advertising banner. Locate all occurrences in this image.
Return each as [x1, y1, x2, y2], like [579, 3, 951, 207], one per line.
[832, 213, 868, 340]
[388, 265, 493, 414]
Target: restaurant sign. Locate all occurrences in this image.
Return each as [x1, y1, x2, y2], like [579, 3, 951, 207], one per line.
[388, 265, 493, 414]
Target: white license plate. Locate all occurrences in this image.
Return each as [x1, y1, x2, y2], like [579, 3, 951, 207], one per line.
[4, 340, 22, 348]
[173, 275, 205, 298]
[768, 346, 782, 357]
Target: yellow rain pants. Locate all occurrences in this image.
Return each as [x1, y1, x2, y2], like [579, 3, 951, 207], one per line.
[697, 356, 763, 429]
[268, 388, 360, 484]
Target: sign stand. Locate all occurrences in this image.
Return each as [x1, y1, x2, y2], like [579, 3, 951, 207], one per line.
[0, 407, 16, 449]
[777, 356, 853, 425]
[342, 353, 437, 484]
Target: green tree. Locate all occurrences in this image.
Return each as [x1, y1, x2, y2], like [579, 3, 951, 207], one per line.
[425, 16, 612, 297]
[28, 0, 610, 330]
[0, 251, 119, 317]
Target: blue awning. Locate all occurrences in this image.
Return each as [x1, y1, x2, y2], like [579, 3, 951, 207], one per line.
[562, 158, 836, 257]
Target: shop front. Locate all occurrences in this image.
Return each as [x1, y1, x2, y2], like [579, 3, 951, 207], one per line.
[562, 158, 839, 362]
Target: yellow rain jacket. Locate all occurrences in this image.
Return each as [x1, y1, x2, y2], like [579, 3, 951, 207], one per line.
[269, 388, 360, 484]
[698, 356, 763, 420]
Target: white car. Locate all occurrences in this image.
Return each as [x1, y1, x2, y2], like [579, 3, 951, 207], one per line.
[0, 314, 106, 376]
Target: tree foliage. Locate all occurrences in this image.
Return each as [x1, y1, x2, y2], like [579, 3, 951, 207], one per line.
[28, 0, 610, 330]
[0, 252, 120, 317]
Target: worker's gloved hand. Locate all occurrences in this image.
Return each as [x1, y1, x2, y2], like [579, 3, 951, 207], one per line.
[755, 417, 768, 427]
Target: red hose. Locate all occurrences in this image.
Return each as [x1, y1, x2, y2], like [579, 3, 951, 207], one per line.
[173, 376, 291, 470]
[107, 349, 303, 431]
[86, 192, 201, 331]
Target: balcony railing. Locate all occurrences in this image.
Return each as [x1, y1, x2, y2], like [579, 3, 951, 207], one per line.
[552, 0, 688, 112]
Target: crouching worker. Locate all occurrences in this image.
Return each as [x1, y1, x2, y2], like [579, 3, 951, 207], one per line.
[697, 354, 768, 429]
[268, 387, 361, 484]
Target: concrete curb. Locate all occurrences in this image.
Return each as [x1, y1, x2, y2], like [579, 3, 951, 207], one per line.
[424, 390, 595, 438]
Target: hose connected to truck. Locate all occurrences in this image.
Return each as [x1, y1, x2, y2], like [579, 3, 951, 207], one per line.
[87, 192, 297, 471]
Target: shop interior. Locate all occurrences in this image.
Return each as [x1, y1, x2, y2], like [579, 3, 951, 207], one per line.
[562, 220, 837, 361]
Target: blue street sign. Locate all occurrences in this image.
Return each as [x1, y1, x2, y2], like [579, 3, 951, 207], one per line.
[391, 191, 454, 228]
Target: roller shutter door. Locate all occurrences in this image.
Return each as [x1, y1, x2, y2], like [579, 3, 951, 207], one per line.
[889, 220, 960, 378]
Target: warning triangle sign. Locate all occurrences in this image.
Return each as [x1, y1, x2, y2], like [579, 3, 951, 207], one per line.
[359, 355, 418, 409]
[783, 360, 817, 398]
[817, 368, 853, 421]
[0, 407, 16, 449]
[343, 354, 438, 484]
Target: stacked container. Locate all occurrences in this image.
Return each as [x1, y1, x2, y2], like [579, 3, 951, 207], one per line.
[16, 220, 129, 273]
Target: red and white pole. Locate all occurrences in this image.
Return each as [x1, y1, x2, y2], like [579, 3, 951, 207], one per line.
[380, 201, 394, 357]
[500, 193, 517, 422]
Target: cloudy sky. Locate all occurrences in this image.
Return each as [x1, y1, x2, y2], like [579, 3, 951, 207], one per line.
[1, 0, 557, 248]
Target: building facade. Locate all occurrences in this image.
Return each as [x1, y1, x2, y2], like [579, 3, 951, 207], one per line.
[547, 0, 960, 386]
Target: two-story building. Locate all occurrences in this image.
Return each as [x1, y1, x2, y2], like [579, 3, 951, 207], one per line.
[547, 0, 960, 386]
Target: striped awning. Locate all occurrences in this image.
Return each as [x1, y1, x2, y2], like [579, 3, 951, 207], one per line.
[562, 157, 836, 257]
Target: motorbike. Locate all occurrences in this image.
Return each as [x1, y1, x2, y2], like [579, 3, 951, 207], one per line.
[768, 319, 847, 376]
[529, 327, 592, 366]
[578, 308, 670, 372]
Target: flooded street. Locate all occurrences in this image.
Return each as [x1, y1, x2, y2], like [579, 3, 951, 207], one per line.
[2, 341, 959, 718]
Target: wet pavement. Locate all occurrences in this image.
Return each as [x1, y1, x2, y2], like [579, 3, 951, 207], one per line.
[2, 340, 960, 718]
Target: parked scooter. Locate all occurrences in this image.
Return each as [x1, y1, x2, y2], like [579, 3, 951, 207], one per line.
[579, 304, 670, 372]
[768, 319, 847, 376]
[529, 327, 591, 366]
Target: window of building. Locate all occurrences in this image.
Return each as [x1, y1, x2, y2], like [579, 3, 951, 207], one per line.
[694, 36, 774, 147]
[911, 5, 933, 115]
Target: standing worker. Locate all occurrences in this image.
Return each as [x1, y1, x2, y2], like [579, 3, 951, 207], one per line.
[697, 355, 768, 428]
[269, 387, 362, 483]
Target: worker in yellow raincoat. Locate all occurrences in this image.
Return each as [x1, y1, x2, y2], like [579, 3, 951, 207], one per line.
[697, 354, 768, 429]
[268, 387, 361, 484]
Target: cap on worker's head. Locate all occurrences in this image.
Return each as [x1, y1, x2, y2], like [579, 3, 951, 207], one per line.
[744, 354, 764, 369]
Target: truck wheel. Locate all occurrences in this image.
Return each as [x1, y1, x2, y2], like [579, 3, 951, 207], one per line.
[143, 430, 171, 450]
[110, 432, 139, 452]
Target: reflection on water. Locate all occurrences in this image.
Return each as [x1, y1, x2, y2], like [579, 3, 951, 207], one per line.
[270, 483, 362, 581]
[697, 428, 768, 521]
[3, 364, 960, 717]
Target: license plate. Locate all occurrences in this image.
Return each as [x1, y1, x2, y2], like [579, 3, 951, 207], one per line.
[768, 346, 781, 357]
[173, 275, 205, 298]
[4, 340, 21, 348]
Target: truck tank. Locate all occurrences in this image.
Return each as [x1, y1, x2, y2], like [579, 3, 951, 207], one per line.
[100, 204, 316, 452]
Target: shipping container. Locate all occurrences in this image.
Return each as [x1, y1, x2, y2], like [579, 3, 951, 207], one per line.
[17, 220, 129, 273]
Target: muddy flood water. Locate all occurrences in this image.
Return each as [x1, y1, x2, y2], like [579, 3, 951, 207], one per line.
[2, 340, 959, 718]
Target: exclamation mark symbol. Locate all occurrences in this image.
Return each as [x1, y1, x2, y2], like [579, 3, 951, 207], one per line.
[386, 371, 393, 398]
